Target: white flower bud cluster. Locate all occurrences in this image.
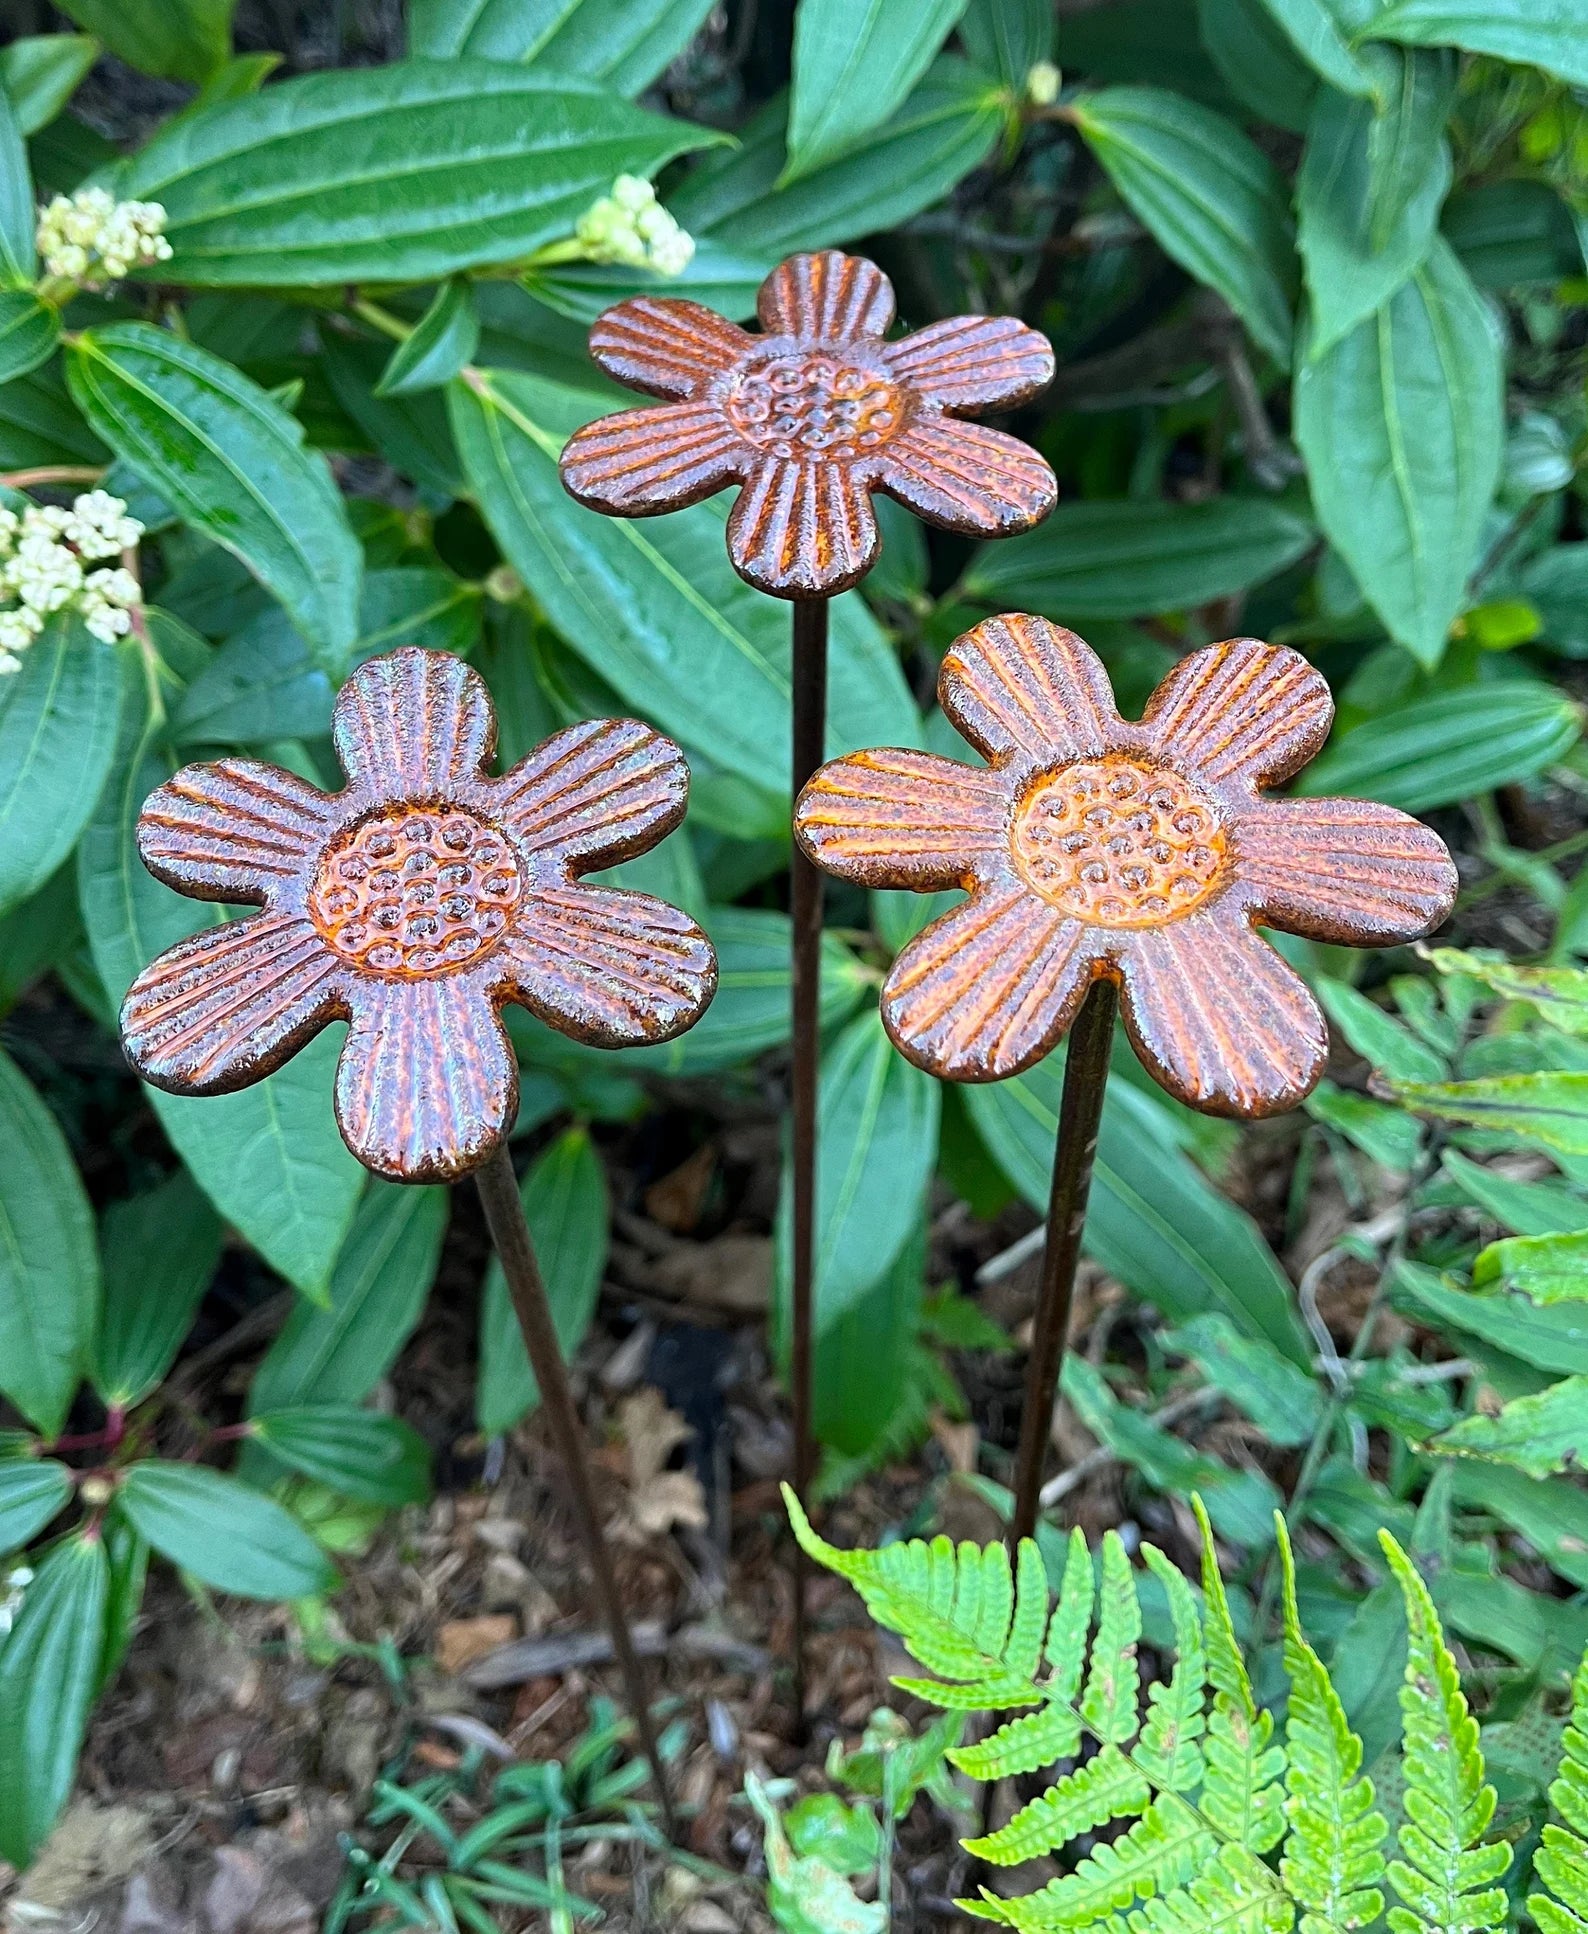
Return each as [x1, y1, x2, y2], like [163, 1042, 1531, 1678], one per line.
[36, 188, 173, 288]
[0, 490, 145, 672]
[575, 175, 695, 277]
[0, 1565, 31, 1640]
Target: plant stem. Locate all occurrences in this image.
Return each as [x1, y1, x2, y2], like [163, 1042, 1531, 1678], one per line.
[0, 465, 104, 489]
[788, 594, 829, 1725]
[1009, 977, 1118, 1548]
[473, 1145, 676, 1835]
[351, 297, 414, 344]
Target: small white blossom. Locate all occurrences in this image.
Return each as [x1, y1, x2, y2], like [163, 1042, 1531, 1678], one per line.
[1025, 60, 1061, 106]
[65, 488, 144, 560]
[575, 174, 695, 278]
[81, 566, 142, 641]
[37, 188, 173, 289]
[8, 529, 84, 615]
[0, 489, 143, 668]
[0, 1566, 32, 1637]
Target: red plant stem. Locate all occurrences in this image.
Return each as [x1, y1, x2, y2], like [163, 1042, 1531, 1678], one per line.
[473, 1144, 676, 1835]
[49, 1408, 126, 1455]
[788, 594, 829, 1725]
[1009, 977, 1119, 1548]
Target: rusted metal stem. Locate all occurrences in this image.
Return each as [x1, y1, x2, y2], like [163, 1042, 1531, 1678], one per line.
[788, 594, 829, 1722]
[1009, 976, 1118, 1548]
[474, 1145, 676, 1833]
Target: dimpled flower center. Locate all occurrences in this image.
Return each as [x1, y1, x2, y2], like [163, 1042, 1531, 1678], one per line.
[725, 352, 904, 461]
[310, 806, 523, 978]
[1011, 757, 1228, 928]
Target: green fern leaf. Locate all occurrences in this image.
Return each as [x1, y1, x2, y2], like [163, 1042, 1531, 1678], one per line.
[950, 1700, 1083, 1782]
[1275, 1514, 1386, 1933]
[1081, 1532, 1143, 1745]
[1529, 1645, 1588, 1934]
[1097, 1846, 1294, 1934]
[964, 1743, 1149, 1865]
[1380, 1532, 1511, 1934]
[1193, 1498, 1285, 1853]
[1046, 1525, 1096, 1704]
[960, 1793, 1213, 1929]
[1135, 1545, 1207, 1793]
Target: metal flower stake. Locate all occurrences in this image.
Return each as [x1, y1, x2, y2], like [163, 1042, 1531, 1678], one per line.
[119, 645, 718, 1824]
[794, 615, 1459, 1544]
[559, 250, 1056, 1686]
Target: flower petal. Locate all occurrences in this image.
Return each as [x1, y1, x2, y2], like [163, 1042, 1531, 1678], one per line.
[939, 613, 1120, 771]
[1143, 639, 1333, 790]
[138, 759, 339, 903]
[757, 251, 894, 340]
[332, 647, 495, 798]
[493, 718, 690, 870]
[559, 402, 747, 516]
[795, 747, 1011, 889]
[121, 912, 345, 1094]
[1235, 797, 1457, 945]
[882, 879, 1100, 1080]
[587, 295, 755, 399]
[1118, 913, 1328, 1117]
[334, 975, 517, 1182]
[877, 419, 1056, 536]
[502, 884, 715, 1047]
[726, 456, 879, 597]
[883, 315, 1054, 413]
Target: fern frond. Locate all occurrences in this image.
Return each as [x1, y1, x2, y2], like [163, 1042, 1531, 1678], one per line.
[1081, 1532, 1143, 1745]
[1193, 1498, 1284, 1853]
[1096, 1846, 1294, 1934]
[963, 1743, 1149, 1865]
[1045, 1525, 1096, 1703]
[1275, 1514, 1386, 1933]
[951, 1699, 1082, 1782]
[1530, 1645, 1588, 1934]
[1135, 1545, 1207, 1794]
[1380, 1531, 1510, 1934]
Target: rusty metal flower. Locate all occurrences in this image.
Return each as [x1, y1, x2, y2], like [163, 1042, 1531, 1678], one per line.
[794, 616, 1457, 1116]
[558, 250, 1058, 598]
[121, 647, 717, 1181]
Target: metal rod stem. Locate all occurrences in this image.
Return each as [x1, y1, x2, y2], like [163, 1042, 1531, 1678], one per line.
[788, 595, 830, 1723]
[473, 1145, 676, 1832]
[1009, 977, 1119, 1549]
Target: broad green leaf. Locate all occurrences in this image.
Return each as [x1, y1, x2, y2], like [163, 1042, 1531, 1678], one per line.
[251, 1406, 431, 1506]
[1430, 1376, 1588, 1477]
[961, 0, 1052, 83]
[250, 1183, 447, 1413]
[92, 1170, 223, 1410]
[98, 1518, 148, 1695]
[1451, 1462, 1588, 1590]
[1393, 1071, 1588, 1157]
[0, 864, 79, 1016]
[0, 1459, 72, 1554]
[116, 1461, 337, 1598]
[0, 37, 99, 134]
[1445, 180, 1583, 291]
[0, 292, 59, 385]
[320, 334, 464, 502]
[784, 0, 969, 183]
[0, 1533, 108, 1868]
[967, 1055, 1311, 1362]
[1294, 239, 1504, 667]
[1474, 1230, 1588, 1302]
[812, 1226, 925, 1458]
[1441, 1148, 1588, 1237]
[1306, 1080, 1424, 1170]
[1315, 977, 1446, 1082]
[1250, 0, 1377, 95]
[1163, 1311, 1324, 1446]
[0, 362, 107, 472]
[478, 1128, 609, 1434]
[119, 60, 723, 286]
[0, 619, 121, 919]
[68, 325, 362, 678]
[1395, 1259, 1588, 1375]
[409, 0, 718, 95]
[0, 80, 32, 287]
[375, 282, 480, 398]
[54, 0, 231, 83]
[1298, 683, 1580, 811]
[1422, 946, 1588, 1037]
[1297, 46, 1456, 356]
[1371, 0, 1588, 89]
[1074, 86, 1297, 364]
[1198, 0, 1318, 132]
[963, 498, 1314, 619]
[748, 1772, 887, 1934]
[0, 1048, 98, 1437]
[775, 1007, 941, 1343]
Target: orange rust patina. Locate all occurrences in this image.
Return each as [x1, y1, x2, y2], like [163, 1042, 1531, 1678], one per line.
[794, 616, 1458, 1117]
[120, 647, 717, 1181]
[559, 250, 1057, 598]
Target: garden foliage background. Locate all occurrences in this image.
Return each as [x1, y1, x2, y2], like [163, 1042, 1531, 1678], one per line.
[3, 0, 1588, 1910]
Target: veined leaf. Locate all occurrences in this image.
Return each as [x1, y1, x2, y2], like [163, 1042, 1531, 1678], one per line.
[0, 1459, 72, 1554]
[1395, 1260, 1588, 1376]
[1452, 1462, 1588, 1591]
[1429, 1376, 1588, 1478]
[1441, 1148, 1588, 1238]
[92, 1169, 223, 1410]
[408, 0, 718, 95]
[1163, 1312, 1323, 1447]
[960, 0, 1052, 83]
[374, 281, 479, 398]
[0, 36, 99, 134]
[1474, 1229, 1588, 1303]
[1198, 0, 1319, 133]
[1423, 946, 1588, 1037]
[53, 0, 232, 83]
[0, 79, 33, 287]
[1315, 976, 1447, 1082]
[784, 0, 969, 183]
[1371, 0, 1588, 90]
[1250, 0, 1378, 96]
[0, 292, 60, 385]
[251, 1405, 431, 1506]
[115, 1461, 337, 1598]
[1393, 1071, 1588, 1157]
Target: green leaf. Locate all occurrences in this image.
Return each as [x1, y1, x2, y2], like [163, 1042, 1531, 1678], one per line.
[785, 0, 970, 183]
[0, 291, 59, 386]
[1446, 180, 1584, 292]
[0, 1532, 109, 1868]
[1453, 1462, 1588, 1591]
[1393, 1071, 1588, 1157]
[963, 498, 1314, 619]
[1298, 682, 1580, 811]
[1307, 1080, 1425, 1170]
[0, 1459, 73, 1554]
[1442, 1148, 1588, 1237]
[0, 619, 122, 919]
[409, 0, 718, 95]
[1430, 1375, 1588, 1477]
[1163, 1312, 1323, 1447]
[375, 282, 480, 398]
[747, 1772, 888, 1934]
[249, 1183, 447, 1413]
[961, 0, 1052, 83]
[1422, 946, 1588, 1037]
[1249, 0, 1378, 95]
[1474, 1229, 1588, 1302]
[0, 1047, 98, 1438]
[785, 1793, 883, 1875]
[251, 1406, 431, 1506]
[92, 1170, 223, 1410]
[67, 325, 362, 678]
[1371, 0, 1588, 89]
[1395, 1260, 1588, 1376]
[119, 60, 723, 286]
[812, 1226, 926, 1458]
[1198, 0, 1318, 133]
[1315, 976, 1447, 1082]
[1297, 46, 1456, 357]
[0, 36, 99, 135]
[0, 78, 33, 288]
[1294, 239, 1504, 667]
[478, 1128, 608, 1435]
[1073, 86, 1297, 364]
[53, 0, 232, 83]
[115, 1461, 337, 1599]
